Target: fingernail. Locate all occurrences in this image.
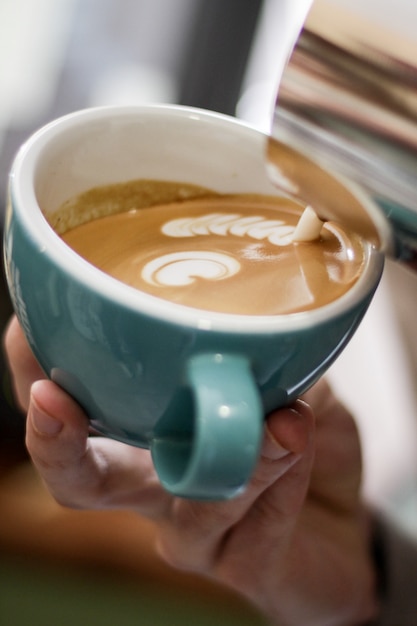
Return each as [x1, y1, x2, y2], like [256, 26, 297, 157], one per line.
[263, 425, 291, 460]
[30, 401, 63, 437]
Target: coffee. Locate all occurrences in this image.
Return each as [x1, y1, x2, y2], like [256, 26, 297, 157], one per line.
[56, 180, 366, 316]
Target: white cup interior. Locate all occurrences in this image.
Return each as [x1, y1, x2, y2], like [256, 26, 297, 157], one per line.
[33, 105, 280, 216]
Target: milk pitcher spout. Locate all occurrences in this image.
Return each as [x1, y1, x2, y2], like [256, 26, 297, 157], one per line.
[269, 0, 417, 269]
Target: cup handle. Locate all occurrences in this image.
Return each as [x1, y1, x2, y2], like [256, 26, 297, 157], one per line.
[151, 353, 263, 500]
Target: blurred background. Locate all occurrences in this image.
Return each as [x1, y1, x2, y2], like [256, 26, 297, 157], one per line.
[0, 0, 417, 624]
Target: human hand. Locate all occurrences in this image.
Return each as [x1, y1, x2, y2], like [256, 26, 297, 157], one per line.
[3, 315, 378, 625]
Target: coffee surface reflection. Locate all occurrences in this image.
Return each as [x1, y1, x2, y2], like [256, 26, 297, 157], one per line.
[58, 180, 366, 316]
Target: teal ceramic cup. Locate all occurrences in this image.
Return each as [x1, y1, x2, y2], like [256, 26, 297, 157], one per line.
[4, 105, 385, 500]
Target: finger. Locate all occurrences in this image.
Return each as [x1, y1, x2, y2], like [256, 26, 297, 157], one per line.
[156, 400, 314, 571]
[244, 400, 315, 531]
[27, 379, 171, 518]
[211, 406, 316, 599]
[304, 379, 362, 512]
[3, 315, 45, 411]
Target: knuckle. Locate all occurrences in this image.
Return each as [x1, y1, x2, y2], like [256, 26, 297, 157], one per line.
[25, 435, 63, 472]
[248, 453, 297, 494]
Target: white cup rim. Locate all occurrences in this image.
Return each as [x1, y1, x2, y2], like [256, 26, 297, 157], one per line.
[9, 104, 384, 334]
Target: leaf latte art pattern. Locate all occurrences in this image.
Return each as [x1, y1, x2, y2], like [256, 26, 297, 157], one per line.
[162, 213, 295, 246]
[142, 251, 240, 287]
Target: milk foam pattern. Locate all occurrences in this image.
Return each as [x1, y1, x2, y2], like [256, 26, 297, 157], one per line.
[162, 213, 295, 245]
[142, 251, 240, 287]
[142, 212, 296, 288]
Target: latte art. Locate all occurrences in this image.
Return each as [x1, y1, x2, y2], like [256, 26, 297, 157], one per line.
[60, 184, 367, 316]
[145, 210, 300, 290]
[162, 213, 295, 245]
[142, 251, 240, 287]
